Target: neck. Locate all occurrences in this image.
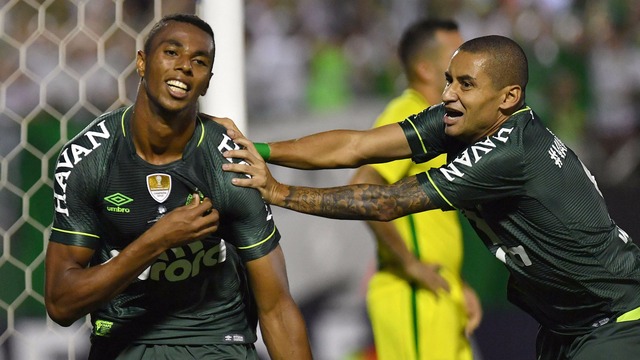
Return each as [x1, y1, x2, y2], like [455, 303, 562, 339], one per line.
[470, 113, 512, 144]
[130, 93, 198, 165]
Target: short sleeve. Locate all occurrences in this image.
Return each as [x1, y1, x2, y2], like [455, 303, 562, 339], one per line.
[399, 104, 450, 164]
[207, 123, 281, 262]
[50, 144, 103, 249]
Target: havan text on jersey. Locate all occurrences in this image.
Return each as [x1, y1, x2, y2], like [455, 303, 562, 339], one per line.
[53, 120, 110, 216]
[440, 127, 514, 181]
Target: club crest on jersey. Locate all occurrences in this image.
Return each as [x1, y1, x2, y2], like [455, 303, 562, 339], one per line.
[147, 173, 172, 203]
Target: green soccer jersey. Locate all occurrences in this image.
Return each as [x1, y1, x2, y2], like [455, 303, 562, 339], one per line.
[50, 107, 280, 345]
[400, 103, 640, 335]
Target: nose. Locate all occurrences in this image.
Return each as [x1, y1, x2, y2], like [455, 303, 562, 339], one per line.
[441, 83, 456, 103]
[176, 56, 192, 74]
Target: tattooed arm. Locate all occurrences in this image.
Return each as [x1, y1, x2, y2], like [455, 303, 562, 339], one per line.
[221, 130, 438, 220]
[262, 176, 437, 221]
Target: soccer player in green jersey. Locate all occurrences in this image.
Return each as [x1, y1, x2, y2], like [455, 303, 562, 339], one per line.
[45, 14, 312, 359]
[220, 35, 640, 359]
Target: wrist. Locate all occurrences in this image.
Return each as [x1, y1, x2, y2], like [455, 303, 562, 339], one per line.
[254, 142, 271, 160]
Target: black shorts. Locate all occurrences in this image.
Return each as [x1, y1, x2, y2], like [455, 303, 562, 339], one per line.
[88, 341, 259, 360]
[536, 319, 640, 360]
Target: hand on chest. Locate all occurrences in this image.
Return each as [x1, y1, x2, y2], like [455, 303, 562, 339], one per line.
[100, 164, 204, 241]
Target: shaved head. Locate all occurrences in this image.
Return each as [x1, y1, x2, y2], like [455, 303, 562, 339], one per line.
[457, 35, 528, 92]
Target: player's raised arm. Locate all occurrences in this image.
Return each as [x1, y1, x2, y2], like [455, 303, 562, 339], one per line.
[218, 119, 412, 169]
[242, 173, 437, 222]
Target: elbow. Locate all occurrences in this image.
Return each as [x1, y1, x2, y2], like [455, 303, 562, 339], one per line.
[46, 301, 81, 327]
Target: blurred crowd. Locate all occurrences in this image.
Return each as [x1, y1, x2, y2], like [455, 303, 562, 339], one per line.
[1, 0, 639, 186]
[244, 0, 640, 187]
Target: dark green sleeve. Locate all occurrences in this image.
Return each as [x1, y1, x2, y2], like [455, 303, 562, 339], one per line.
[204, 120, 281, 262]
[399, 103, 449, 164]
[50, 116, 117, 249]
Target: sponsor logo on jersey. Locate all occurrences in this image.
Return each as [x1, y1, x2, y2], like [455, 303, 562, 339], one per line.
[106, 240, 228, 282]
[147, 173, 171, 203]
[94, 319, 114, 337]
[54, 120, 110, 216]
[440, 127, 513, 181]
[104, 192, 133, 213]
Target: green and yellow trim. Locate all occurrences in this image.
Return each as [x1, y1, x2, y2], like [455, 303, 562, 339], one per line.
[51, 227, 100, 239]
[237, 227, 277, 250]
[426, 171, 456, 209]
[617, 306, 640, 323]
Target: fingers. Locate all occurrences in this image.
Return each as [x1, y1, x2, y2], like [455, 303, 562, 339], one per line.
[223, 148, 259, 166]
[228, 135, 253, 150]
[462, 285, 483, 336]
[223, 161, 255, 177]
[439, 276, 451, 293]
[465, 316, 481, 337]
[186, 197, 219, 238]
[195, 206, 219, 235]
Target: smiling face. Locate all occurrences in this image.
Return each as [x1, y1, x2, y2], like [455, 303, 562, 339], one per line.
[441, 50, 513, 143]
[136, 20, 214, 114]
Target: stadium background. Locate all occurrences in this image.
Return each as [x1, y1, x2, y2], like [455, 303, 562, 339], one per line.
[1, 0, 639, 359]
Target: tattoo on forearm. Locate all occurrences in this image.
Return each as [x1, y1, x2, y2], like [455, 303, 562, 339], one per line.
[282, 176, 434, 221]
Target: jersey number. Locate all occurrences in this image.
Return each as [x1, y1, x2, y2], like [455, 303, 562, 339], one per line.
[465, 209, 533, 267]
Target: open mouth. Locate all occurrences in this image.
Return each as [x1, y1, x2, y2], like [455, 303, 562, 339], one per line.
[167, 80, 189, 95]
[445, 108, 463, 118]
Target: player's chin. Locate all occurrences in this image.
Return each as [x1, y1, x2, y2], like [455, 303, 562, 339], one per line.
[444, 124, 460, 138]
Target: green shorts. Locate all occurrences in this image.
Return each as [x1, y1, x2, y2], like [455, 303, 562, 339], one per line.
[536, 319, 640, 360]
[88, 341, 259, 360]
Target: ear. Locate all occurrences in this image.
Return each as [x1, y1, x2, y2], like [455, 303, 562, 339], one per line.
[414, 60, 434, 83]
[201, 72, 213, 96]
[499, 85, 523, 112]
[136, 50, 145, 78]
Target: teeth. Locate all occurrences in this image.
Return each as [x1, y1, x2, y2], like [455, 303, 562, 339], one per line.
[167, 80, 187, 90]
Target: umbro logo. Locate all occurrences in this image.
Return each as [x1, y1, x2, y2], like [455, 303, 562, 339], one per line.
[104, 192, 133, 213]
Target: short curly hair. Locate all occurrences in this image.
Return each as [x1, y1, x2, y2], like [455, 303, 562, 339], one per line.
[143, 13, 215, 65]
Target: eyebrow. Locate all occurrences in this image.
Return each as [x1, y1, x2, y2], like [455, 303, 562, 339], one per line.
[457, 74, 476, 83]
[161, 39, 212, 59]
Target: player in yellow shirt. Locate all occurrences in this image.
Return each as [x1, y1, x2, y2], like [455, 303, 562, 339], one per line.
[349, 19, 482, 360]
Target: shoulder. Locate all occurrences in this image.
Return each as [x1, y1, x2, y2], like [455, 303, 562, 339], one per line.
[57, 108, 127, 167]
[62, 107, 127, 150]
[197, 114, 236, 149]
[198, 113, 234, 134]
[508, 106, 555, 148]
[400, 103, 446, 138]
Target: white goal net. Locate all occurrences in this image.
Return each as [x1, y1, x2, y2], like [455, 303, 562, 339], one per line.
[0, 1, 197, 358]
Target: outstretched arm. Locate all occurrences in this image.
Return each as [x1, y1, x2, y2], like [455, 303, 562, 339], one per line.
[214, 117, 412, 169]
[221, 134, 437, 220]
[272, 176, 435, 221]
